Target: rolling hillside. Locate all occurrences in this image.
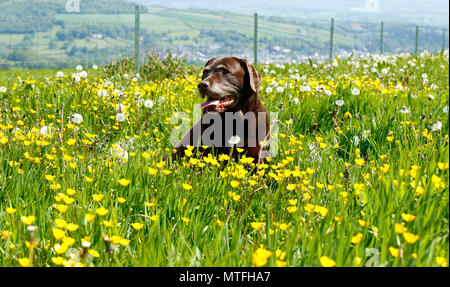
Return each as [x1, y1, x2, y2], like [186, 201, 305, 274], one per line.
[0, 0, 447, 69]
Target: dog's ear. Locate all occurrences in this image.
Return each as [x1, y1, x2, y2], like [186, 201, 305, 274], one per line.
[205, 57, 216, 67]
[239, 58, 261, 94]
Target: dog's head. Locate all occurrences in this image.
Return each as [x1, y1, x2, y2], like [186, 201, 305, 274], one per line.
[198, 57, 262, 113]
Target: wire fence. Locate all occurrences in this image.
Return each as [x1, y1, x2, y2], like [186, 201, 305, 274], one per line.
[0, 3, 448, 70]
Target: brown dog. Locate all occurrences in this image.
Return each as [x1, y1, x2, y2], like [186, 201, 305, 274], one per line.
[173, 57, 269, 164]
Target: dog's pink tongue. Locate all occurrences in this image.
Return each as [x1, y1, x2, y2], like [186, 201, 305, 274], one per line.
[201, 99, 221, 109]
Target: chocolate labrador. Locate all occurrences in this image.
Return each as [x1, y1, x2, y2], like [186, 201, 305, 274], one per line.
[173, 57, 269, 164]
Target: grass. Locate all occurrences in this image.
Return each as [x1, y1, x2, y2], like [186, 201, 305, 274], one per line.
[0, 51, 448, 267]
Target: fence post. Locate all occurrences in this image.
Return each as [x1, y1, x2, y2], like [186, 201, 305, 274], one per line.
[329, 18, 334, 59]
[380, 21, 384, 54]
[134, 5, 140, 74]
[415, 25, 419, 56]
[254, 13, 258, 66]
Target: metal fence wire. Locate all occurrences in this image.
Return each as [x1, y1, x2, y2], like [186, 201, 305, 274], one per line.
[0, 3, 448, 70]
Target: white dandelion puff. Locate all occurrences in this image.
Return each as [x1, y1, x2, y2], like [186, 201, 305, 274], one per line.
[110, 144, 128, 161]
[228, 135, 241, 146]
[71, 114, 83, 124]
[351, 88, 360, 96]
[399, 106, 410, 114]
[362, 130, 371, 140]
[431, 121, 442, 132]
[39, 126, 53, 136]
[97, 89, 108, 97]
[115, 113, 126, 122]
[335, 99, 345, 106]
[144, 100, 154, 109]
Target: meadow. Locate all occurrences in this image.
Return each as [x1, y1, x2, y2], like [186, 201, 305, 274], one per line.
[0, 51, 448, 267]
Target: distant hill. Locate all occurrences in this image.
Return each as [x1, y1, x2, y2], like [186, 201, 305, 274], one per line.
[0, 0, 139, 32]
[128, 0, 449, 27]
[0, 2, 447, 69]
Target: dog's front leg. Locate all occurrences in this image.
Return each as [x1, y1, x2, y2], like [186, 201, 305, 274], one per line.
[172, 119, 203, 160]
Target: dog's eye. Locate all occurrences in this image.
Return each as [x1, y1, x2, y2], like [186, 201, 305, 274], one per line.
[221, 68, 230, 75]
[202, 70, 210, 79]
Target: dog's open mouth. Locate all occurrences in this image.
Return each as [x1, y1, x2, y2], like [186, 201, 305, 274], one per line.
[201, 95, 235, 112]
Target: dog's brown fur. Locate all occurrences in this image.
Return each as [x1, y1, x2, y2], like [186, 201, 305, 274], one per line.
[173, 57, 269, 163]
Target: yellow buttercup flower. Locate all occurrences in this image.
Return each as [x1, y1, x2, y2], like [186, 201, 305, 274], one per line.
[92, 194, 104, 202]
[103, 220, 115, 227]
[89, 249, 100, 258]
[52, 257, 65, 266]
[320, 256, 336, 267]
[252, 246, 272, 267]
[66, 223, 79, 232]
[52, 228, 66, 240]
[394, 223, 407, 234]
[389, 246, 400, 258]
[55, 218, 67, 228]
[436, 257, 448, 267]
[149, 167, 158, 176]
[25, 241, 38, 249]
[230, 180, 240, 188]
[380, 164, 390, 174]
[286, 183, 296, 191]
[355, 158, 365, 166]
[54, 243, 69, 254]
[131, 222, 144, 230]
[85, 213, 96, 222]
[287, 206, 298, 214]
[45, 174, 56, 182]
[66, 138, 76, 146]
[119, 238, 130, 247]
[18, 258, 31, 267]
[403, 232, 419, 244]
[95, 207, 109, 216]
[21, 216, 35, 225]
[118, 178, 131, 187]
[401, 213, 416, 222]
[250, 222, 263, 230]
[145, 202, 156, 208]
[182, 183, 192, 190]
[54, 204, 69, 213]
[6, 207, 17, 215]
[351, 233, 363, 244]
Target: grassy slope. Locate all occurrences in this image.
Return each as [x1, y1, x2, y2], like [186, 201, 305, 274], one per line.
[0, 53, 448, 267]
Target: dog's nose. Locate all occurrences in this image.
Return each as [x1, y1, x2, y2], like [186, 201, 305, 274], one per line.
[198, 81, 209, 91]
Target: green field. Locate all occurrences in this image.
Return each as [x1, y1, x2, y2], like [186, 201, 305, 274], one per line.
[0, 52, 448, 267]
[0, 3, 447, 69]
